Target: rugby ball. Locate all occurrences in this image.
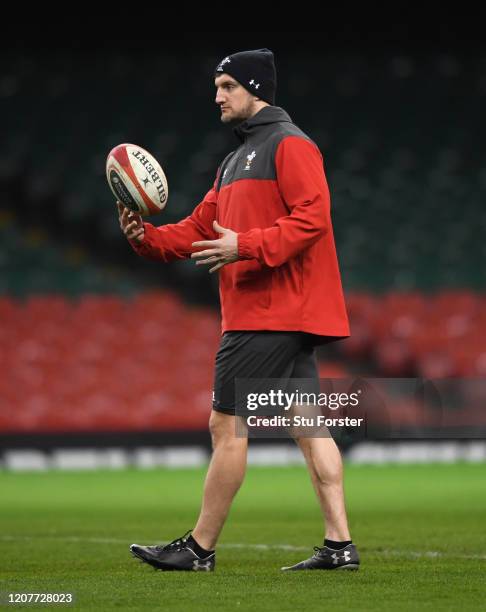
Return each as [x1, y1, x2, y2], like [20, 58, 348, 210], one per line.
[106, 143, 168, 216]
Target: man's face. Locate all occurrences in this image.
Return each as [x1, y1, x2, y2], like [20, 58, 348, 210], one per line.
[215, 74, 256, 124]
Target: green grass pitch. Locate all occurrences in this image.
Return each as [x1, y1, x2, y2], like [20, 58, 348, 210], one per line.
[1, 463, 485, 610]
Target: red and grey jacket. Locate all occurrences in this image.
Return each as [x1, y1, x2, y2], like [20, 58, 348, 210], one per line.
[130, 106, 350, 341]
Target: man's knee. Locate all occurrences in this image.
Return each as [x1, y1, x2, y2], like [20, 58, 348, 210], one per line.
[208, 410, 244, 450]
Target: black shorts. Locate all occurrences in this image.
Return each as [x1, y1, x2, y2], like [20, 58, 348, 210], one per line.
[212, 331, 319, 415]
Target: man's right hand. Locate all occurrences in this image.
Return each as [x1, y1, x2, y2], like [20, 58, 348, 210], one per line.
[117, 202, 144, 244]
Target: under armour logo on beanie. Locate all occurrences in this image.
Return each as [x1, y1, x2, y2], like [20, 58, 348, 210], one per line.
[215, 48, 277, 106]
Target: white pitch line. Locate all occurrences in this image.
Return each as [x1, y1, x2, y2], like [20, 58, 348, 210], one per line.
[1, 535, 485, 560]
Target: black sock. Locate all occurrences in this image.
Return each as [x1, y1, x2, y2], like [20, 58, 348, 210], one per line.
[186, 534, 214, 559]
[324, 539, 352, 550]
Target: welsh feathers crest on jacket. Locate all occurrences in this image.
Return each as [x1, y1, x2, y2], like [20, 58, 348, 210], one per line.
[244, 150, 256, 171]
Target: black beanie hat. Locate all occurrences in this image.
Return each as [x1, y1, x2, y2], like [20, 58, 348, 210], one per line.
[214, 48, 277, 105]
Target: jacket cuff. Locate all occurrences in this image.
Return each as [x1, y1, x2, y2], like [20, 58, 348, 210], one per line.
[237, 231, 257, 260]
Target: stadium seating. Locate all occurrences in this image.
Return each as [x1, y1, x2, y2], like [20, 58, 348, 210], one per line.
[1, 50, 485, 291]
[0, 289, 484, 434]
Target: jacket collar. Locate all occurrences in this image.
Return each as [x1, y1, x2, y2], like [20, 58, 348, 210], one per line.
[233, 106, 293, 142]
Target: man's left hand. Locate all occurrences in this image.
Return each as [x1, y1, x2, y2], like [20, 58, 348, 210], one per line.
[192, 221, 239, 273]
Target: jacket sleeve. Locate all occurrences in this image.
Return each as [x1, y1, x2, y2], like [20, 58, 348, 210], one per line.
[237, 136, 330, 268]
[129, 181, 218, 262]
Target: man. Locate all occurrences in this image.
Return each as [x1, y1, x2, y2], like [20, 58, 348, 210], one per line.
[121, 48, 359, 572]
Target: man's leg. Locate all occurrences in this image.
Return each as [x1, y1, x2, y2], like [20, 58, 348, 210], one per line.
[129, 410, 245, 571]
[295, 436, 351, 541]
[191, 410, 248, 551]
[286, 340, 352, 543]
[281, 433, 359, 570]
